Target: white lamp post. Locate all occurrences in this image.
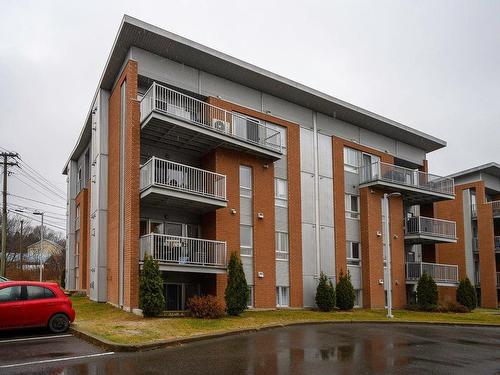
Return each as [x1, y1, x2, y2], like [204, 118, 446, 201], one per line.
[383, 192, 401, 319]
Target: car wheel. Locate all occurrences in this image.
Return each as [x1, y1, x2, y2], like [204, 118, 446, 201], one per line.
[48, 313, 70, 333]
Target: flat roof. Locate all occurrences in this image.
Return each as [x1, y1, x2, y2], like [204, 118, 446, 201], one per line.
[63, 15, 447, 173]
[447, 162, 500, 179]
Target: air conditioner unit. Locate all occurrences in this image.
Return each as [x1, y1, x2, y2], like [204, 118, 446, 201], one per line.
[212, 119, 230, 133]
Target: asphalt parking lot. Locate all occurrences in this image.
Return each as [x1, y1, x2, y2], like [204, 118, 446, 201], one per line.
[0, 329, 112, 374]
[1, 323, 499, 374]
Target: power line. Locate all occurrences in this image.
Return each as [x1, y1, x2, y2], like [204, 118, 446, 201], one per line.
[6, 208, 66, 232]
[7, 193, 66, 209]
[12, 175, 65, 204]
[7, 202, 65, 217]
[17, 168, 66, 200]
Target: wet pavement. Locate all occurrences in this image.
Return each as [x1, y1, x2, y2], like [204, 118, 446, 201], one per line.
[1, 323, 499, 374]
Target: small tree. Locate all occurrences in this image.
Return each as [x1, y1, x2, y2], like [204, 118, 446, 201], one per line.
[456, 277, 477, 311]
[336, 270, 355, 310]
[225, 252, 249, 316]
[60, 269, 66, 289]
[416, 272, 438, 310]
[139, 254, 165, 317]
[315, 272, 336, 311]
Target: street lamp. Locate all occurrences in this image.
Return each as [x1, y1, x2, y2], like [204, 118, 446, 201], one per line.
[15, 209, 44, 281]
[383, 192, 401, 319]
[33, 211, 44, 282]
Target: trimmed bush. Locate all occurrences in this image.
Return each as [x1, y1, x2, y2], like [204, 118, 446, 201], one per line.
[187, 295, 225, 319]
[437, 301, 470, 313]
[315, 272, 336, 311]
[139, 254, 165, 317]
[416, 272, 438, 311]
[456, 277, 477, 311]
[225, 252, 249, 316]
[336, 270, 355, 310]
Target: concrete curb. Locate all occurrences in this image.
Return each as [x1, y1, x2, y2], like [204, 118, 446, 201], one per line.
[70, 319, 500, 352]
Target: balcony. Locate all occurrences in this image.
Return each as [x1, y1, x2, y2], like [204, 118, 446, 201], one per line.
[472, 236, 500, 253]
[140, 233, 227, 274]
[359, 161, 455, 204]
[140, 157, 227, 212]
[406, 262, 458, 285]
[405, 216, 457, 244]
[140, 82, 282, 160]
[496, 236, 500, 253]
[497, 272, 500, 288]
[491, 201, 500, 218]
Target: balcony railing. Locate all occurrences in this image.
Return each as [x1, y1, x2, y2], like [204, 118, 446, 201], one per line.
[495, 236, 500, 251]
[140, 233, 227, 268]
[359, 161, 454, 196]
[473, 237, 479, 252]
[140, 82, 282, 153]
[140, 157, 226, 201]
[491, 200, 500, 217]
[405, 216, 456, 240]
[497, 272, 500, 287]
[406, 262, 458, 284]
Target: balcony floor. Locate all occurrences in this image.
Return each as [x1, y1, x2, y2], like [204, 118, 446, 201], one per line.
[139, 261, 226, 274]
[359, 180, 455, 205]
[404, 234, 458, 245]
[141, 186, 227, 214]
[141, 111, 282, 161]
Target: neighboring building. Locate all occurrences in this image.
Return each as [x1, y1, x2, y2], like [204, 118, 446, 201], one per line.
[25, 239, 65, 269]
[435, 163, 500, 308]
[63, 15, 457, 312]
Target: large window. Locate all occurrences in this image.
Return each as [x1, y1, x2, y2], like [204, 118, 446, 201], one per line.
[276, 286, 290, 307]
[344, 147, 360, 173]
[346, 241, 361, 265]
[345, 194, 360, 219]
[27, 286, 55, 300]
[240, 225, 253, 256]
[275, 232, 289, 260]
[275, 178, 288, 207]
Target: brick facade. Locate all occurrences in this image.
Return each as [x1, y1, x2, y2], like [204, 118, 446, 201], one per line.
[75, 187, 89, 291]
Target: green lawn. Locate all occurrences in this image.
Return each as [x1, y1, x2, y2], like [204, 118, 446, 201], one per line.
[71, 297, 500, 345]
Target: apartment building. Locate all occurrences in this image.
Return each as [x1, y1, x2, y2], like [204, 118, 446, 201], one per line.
[434, 163, 500, 308]
[63, 15, 457, 312]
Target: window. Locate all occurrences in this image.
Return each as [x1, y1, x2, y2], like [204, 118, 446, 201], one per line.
[266, 123, 287, 154]
[27, 286, 55, 300]
[346, 242, 361, 265]
[247, 285, 254, 308]
[240, 225, 253, 256]
[344, 147, 360, 173]
[276, 286, 290, 307]
[239, 166, 252, 198]
[0, 286, 22, 303]
[275, 178, 288, 207]
[275, 232, 289, 260]
[345, 194, 360, 219]
[354, 289, 362, 307]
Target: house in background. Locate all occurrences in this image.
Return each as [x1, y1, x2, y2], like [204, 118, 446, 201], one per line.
[24, 239, 65, 270]
[63, 15, 458, 312]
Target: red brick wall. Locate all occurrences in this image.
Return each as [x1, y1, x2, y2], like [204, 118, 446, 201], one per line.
[107, 60, 140, 309]
[438, 286, 456, 304]
[75, 187, 89, 291]
[204, 98, 302, 308]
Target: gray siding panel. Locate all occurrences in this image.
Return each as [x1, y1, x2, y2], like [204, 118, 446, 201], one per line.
[263, 93, 313, 128]
[242, 257, 254, 283]
[301, 172, 315, 224]
[360, 128, 397, 155]
[276, 261, 290, 286]
[317, 133, 333, 177]
[300, 127, 314, 173]
[319, 226, 335, 277]
[301, 223, 316, 275]
[275, 206, 288, 232]
[319, 177, 334, 226]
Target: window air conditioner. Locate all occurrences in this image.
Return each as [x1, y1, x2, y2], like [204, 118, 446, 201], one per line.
[212, 119, 230, 133]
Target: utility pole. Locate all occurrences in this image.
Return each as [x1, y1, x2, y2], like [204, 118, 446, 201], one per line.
[19, 219, 23, 271]
[1, 151, 20, 278]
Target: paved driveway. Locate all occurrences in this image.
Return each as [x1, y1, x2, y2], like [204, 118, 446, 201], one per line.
[1, 323, 499, 374]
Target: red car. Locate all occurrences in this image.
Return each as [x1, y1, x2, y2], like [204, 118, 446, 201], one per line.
[0, 281, 76, 333]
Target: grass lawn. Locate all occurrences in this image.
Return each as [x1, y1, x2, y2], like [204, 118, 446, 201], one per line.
[71, 296, 500, 345]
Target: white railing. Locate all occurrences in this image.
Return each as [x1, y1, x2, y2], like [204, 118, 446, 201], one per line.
[405, 216, 456, 240]
[359, 161, 454, 196]
[495, 236, 500, 251]
[140, 233, 227, 268]
[491, 201, 500, 217]
[406, 262, 459, 284]
[140, 82, 282, 153]
[140, 157, 226, 201]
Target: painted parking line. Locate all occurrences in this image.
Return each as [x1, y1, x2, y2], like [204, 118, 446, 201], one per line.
[0, 334, 72, 344]
[0, 352, 115, 369]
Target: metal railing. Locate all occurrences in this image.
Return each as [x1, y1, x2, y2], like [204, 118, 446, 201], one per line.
[495, 236, 500, 251]
[140, 233, 227, 268]
[471, 204, 477, 218]
[491, 201, 500, 217]
[140, 82, 282, 153]
[406, 262, 458, 284]
[405, 216, 456, 240]
[497, 272, 500, 287]
[140, 157, 226, 201]
[359, 161, 454, 196]
[473, 237, 479, 252]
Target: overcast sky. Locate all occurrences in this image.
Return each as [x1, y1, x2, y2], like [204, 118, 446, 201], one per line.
[1, 1, 499, 233]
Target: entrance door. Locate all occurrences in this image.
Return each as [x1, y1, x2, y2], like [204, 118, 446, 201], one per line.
[165, 284, 183, 310]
